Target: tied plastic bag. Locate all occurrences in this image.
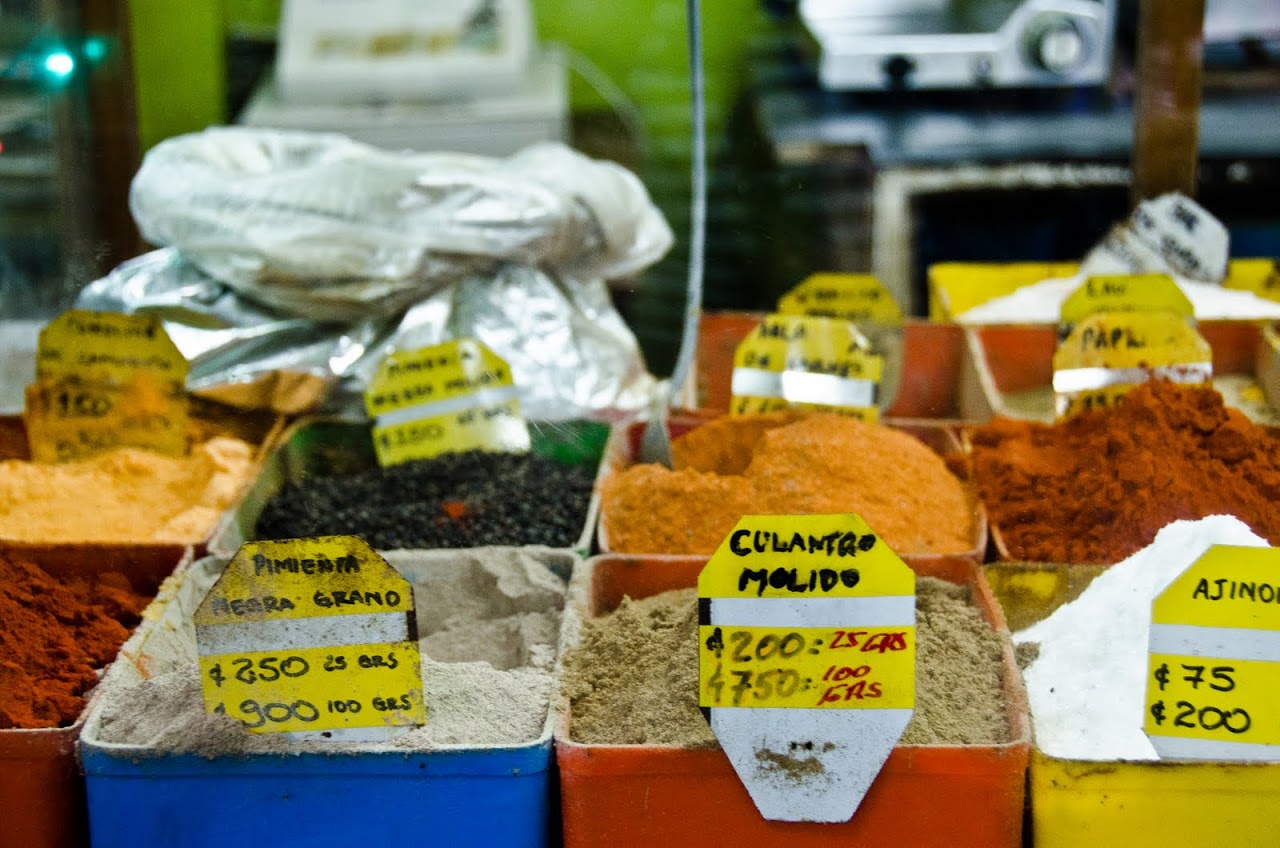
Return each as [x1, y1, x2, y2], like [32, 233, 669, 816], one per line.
[78, 129, 672, 418]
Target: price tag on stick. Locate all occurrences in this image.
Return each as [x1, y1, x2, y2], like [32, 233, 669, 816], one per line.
[25, 310, 189, 462]
[365, 339, 529, 467]
[1144, 545, 1280, 760]
[195, 536, 425, 739]
[731, 314, 884, 422]
[777, 273, 905, 326]
[698, 514, 915, 822]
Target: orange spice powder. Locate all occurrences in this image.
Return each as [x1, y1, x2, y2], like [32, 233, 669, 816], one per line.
[0, 437, 254, 544]
[602, 414, 976, 555]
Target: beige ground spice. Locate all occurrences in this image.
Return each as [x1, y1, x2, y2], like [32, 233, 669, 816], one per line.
[0, 437, 253, 543]
[565, 577, 1007, 746]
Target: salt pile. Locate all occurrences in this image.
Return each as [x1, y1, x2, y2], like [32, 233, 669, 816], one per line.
[1015, 516, 1268, 760]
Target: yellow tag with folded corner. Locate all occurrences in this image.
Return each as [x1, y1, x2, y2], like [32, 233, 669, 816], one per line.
[777, 273, 905, 325]
[24, 310, 188, 463]
[195, 536, 425, 736]
[731, 314, 884, 422]
[1145, 546, 1280, 759]
[1051, 310, 1212, 419]
[364, 338, 529, 467]
[1059, 274, 1194, 329]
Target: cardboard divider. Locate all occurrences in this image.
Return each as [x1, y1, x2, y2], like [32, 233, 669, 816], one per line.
[555, 554, 1030, 848]
[0, 544, 192, 848]
[600, 415, 988, 565]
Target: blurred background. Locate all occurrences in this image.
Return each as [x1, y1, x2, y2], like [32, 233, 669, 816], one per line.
[2, 0, 1278, 372]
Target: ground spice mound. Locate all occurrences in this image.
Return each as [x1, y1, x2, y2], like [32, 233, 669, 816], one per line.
[602, 414, 975, 555]
[0, 437, 254, 543]
[971, 380, 1280, 564]
[256, 450, 594, 549]
[564, 578, 1007, 746]
[0, 555, 151, 728]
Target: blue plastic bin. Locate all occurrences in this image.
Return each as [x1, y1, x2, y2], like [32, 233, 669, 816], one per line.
[80, 742, 551, 847]
[78, 554, 560, 847]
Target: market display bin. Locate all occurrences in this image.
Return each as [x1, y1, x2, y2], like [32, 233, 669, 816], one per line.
[694, 312, 970, 421]
[597, 415, 988, 565]
[0, 544, 190, 848]
[984, 561, 1280, 847]
[928, 259, 1280, 321]
[959, 320, 1280, 425]
[555, 554, 1030, 848]
[0, 402, 284, 556]
[209, 416, 610, 558]
[80, 550, 571, 848]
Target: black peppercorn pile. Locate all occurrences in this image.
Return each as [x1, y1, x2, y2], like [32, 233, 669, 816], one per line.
[255, 451, 595, 549]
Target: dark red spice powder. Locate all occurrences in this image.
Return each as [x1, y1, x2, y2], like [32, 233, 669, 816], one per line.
[0, 555, 151, 729]
[971, 380, 1280, 564]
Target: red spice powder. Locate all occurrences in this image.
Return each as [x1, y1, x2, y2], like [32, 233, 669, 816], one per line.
[971, 380, 1280, 564]
[0, 556, 151, 729]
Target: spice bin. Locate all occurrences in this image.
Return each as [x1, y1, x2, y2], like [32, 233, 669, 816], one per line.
[80, 547, 576, 848]
[959, 320, 1280, 427]
[0, 544, 190, 848]
[984, 561, 1280, 847]
[555, 554, 1030, 848]
[695, 312, 970, 421]
[210, 416, 610, 558]
[597, 415, 988, 565]
[0, 402, 283, 556]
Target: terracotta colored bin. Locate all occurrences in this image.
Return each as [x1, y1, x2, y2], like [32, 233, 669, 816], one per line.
[598, 416, 988, 566]
[555, 554, 1030, 848]
[0, 544, 189, 848]
[961, 321, 1280, 560]
[694, 312, 969, 422]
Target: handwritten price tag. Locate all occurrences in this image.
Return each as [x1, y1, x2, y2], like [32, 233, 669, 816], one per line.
[365, 338, 529, 467]
[1144, 545, 1280, 760]
[776, 273, 904, 325]
[1052, 310, 1212, 419]
[698, 514, 915, 822]
[25, 310, 188, 462]
[195, 536, 425, 739]
[731, 314, 884, 422]
[1059, 274, 1194, 330]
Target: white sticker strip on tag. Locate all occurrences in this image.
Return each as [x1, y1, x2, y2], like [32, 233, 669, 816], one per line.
[372, 384, 521, 428]
[1052, 362, 1212, 393]
[1149, 624, 1280, 664]
[731, 368, 878, 408]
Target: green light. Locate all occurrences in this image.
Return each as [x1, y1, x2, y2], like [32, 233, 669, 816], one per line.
[43, 51, 75, 77]
[84, 38, 109, 62]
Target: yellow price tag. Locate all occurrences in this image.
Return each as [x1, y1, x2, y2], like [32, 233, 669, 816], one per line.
[196, 536, 426, 736]
[731, 314, 884, 422]
[1145, 545, 1280, 760]
[198, 642, 423, 734]
[699, 625, 914, 709]
[1052, 310, 1212, 419]
[1059, 273, 1194, 327]
[777, 273, 904, 325]
[365, 339, 530, 467]
[697, 514, 916, 822]
[25, 310, 188, 462]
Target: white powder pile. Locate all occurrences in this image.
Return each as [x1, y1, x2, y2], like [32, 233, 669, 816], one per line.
[89, 547, 567, 755]
[1015, 516, 1267, 760]
[957, 275, 1280, 324]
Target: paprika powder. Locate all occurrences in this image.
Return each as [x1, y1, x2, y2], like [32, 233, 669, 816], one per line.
[0, 554, 151, 729]
[971, 379, 1280, 564]
[601, 413, 976, 556]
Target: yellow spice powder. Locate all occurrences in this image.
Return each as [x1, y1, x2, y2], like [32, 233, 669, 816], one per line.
[0, 437, 255, 543]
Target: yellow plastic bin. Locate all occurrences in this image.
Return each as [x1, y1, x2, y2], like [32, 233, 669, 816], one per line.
[985, 561, 1280, 847]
